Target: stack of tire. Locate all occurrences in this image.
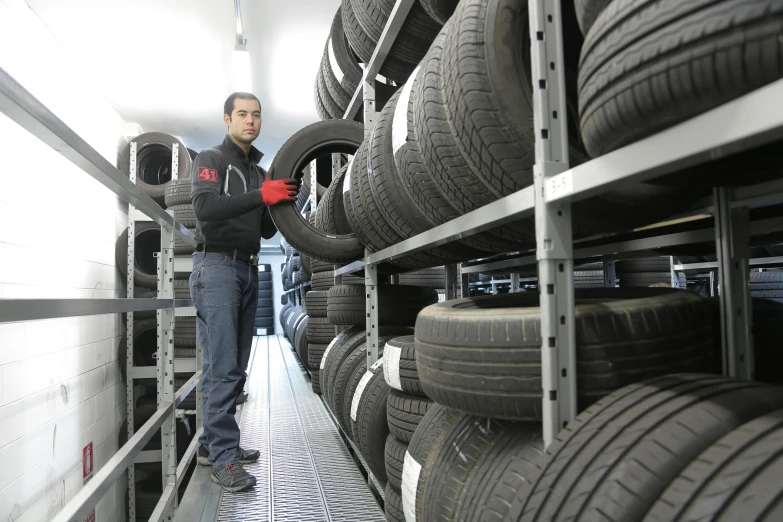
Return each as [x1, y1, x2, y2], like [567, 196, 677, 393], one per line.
[381, 335, 433, 522]
[617, 256, 686, 289]
[750, 271, 783, 303]
[318, 283, 436, 502]
[304, 259, 337, 394]
[255, 264, 275, 334]
[574, 261, 608, 288]
[314, 0, 455, 120]
[400, 287, 718, 520]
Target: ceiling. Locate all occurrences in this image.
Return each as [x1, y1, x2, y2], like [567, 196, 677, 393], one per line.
[25, 0, 340, 168]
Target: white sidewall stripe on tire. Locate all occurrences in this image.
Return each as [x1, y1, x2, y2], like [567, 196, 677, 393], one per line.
[384, 344, 403, 391]
[392, 66, 420, 158]
[351, 367, 377, 422]
[402, 450, 422, 522]
[343, 156, 354, 195]
[320, 335, 341, 370]
[327, 38, 345, 84]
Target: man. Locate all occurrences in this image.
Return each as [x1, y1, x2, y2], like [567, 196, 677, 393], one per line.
[189, 92, 299, 492]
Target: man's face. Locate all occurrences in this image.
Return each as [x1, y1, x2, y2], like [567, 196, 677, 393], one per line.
[224, 98, 262, 145]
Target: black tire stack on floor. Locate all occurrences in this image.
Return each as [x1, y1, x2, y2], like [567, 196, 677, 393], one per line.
[401, 287, 717, 520]
[617, 256, 686, 289]
[574, 261, 606, 289]
[255, 264, 275, 333]
[305, 262, 333, 394]
[381, 335, 433, 520]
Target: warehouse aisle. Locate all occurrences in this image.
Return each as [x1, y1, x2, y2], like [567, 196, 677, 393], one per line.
[179, 335, 384, 522]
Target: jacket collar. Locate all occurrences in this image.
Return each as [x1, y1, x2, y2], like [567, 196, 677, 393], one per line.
[221, 134, 264, 164]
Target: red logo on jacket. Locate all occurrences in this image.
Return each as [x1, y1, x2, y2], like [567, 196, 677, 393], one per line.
[198, 167, 218, 182]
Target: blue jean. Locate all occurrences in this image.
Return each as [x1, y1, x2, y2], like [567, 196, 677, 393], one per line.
[189, 252, 258, 467]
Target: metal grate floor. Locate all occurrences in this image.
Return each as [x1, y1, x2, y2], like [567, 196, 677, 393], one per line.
[216, 335, 384, 522]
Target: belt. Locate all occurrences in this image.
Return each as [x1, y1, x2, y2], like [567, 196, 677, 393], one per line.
[195, 244, 258, 266]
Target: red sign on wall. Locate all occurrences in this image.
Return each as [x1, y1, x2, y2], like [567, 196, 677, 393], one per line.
[84, 508, 95, 522]
[83, 442, 93, 484]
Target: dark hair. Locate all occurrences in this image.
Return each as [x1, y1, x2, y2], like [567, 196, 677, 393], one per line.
[224, 92, 261, 118]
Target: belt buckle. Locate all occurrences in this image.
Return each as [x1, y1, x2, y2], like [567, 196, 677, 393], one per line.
[249, 254, 259, 266]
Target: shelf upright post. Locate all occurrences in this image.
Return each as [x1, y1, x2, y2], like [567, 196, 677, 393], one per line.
[125, 142, 138, 521]
[603, 259, 616, 288]
[157, 144, 178, 513]
[445, 264, 458, 300]
[670, 256, 681, 288]
[309, 160, 318, 212]
[461, 272, 470, 298]
[714, 187, 754, 380]
[363, 78, 377, 137]
[366, 260, 380, 366]
[530, 0, 576, 446]
[510, 273, 520, 293]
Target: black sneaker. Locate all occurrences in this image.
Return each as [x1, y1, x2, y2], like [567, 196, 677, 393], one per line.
[211, 462, 257, 492]
[198, 445, 260, 466]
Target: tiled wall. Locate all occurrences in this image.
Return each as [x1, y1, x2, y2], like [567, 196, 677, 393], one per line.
[0, 1, 131, 520]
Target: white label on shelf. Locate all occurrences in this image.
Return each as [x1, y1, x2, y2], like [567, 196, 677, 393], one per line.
[320, 336, 341, 370]
[351, 368, 376, 422]
[327, 38, 344, 84]
[384, 345, 402, 391]
[391, 66, 420, 157]
[545, 171, 573, 200]
[402, 451, 422, 522]
[343, 157, 354, 195]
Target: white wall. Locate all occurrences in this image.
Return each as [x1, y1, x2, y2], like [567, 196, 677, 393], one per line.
[0, 1, 130, 521]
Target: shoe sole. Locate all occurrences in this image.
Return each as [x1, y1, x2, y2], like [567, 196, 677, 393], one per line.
[199, 456, 259, 467]
[210, 475, 256, 492]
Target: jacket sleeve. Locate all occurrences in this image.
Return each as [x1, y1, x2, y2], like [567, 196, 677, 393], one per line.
[191, 150, 264, 221]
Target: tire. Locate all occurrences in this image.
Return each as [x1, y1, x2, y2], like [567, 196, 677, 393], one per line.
[398, 268, 447, 289]
[291, 256, 302, 271]
[187, 148, 198, 160]
[385, 434, 406, 491]
[387, 389, 432, 444]
[268, 120, 366, 263]
[341, 0, 418, 83]
[350, 359, 390, 485]
[385, 484, 405, 522]
[420, 0, 459, 25]
[413, 24, 529, 251]
[311, 259, 334, 274]
[574, 0, 612, 35]
[515, 374, 783, 522]
[312, 270, 335, 291]
[174, 317, 196, 348]
[172, 280, 192, 300]
[415, 289, 712, 420]
[307, 342, 330, 371]
[645, 408, 783, 522]
[119, 132, 192, 207]
[383, 335, 425, 396]
[163, 178, 192, 207]
[170, 204, 197, 228]
[320, 46, 352, 112]
[281, 294, 288, 306]
[403, 403, 465, 522]
[316, 63, 344, 119]
[619, 272, 686, 288]
[258, 271, 273, 282]
[364, 89, 469, 265]
[328, 8, 363, 94]
[421, 415, 540, 522]
[293, 316, 309, 367]
[334, 344, 372, 433]
[126, 318, 158, 367]
[116, 222, 160, 289]
[453, 428, 545, 522]
[174, 228, 197, 255]
[616, 257, 672, 273]
[311, 369, 322, 395]
[315, 164, 354, 236]
[255, 306, 274, 318]
[305, 291, 328, 318]
[327, 284, 438, 326]
[307, 317, 335, 344]
[321, 327, 368, 406]
[578, 0, 783, 159]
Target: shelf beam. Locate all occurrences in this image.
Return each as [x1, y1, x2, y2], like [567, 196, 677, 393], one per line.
[545, 79, 783, 205]
[0, 298, 194, 324]
[0, 66, 195, 243]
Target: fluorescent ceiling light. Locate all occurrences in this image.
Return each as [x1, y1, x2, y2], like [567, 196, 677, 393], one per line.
[232, 46, 252, 92]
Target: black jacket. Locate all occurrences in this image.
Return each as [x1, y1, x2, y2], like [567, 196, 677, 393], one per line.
[190, 135, 277, 253]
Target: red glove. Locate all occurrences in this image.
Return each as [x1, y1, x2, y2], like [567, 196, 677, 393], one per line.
[260, 172, 300, 206]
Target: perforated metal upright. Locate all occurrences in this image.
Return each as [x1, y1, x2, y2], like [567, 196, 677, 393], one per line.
[530, 0, 577, 446]
[714, 187, 754, 379]
[125, 142, 138, 520]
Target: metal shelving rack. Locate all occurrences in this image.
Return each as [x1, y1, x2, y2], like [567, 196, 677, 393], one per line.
[331, 0, 783, 447]
[0, 66, 203, 521]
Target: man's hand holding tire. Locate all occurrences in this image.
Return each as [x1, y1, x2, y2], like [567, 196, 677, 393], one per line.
[261, 172, 300, 206]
